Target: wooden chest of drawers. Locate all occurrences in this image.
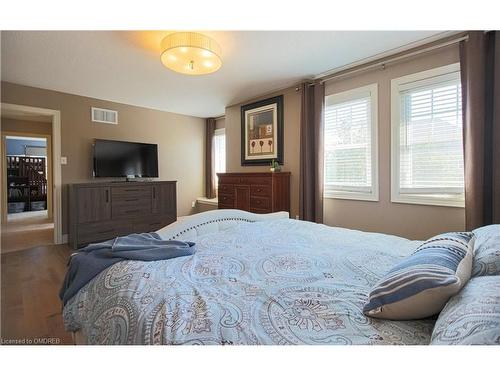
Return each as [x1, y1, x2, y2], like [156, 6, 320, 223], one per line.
[69, 181, 176, 249]
[216, 172, 290, 214]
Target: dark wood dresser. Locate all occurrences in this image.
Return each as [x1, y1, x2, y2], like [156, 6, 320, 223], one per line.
[69, 181, 176, 249]
[217, 172, 290, 213]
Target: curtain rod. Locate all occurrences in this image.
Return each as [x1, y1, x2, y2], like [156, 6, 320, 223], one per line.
[317, 34, 469, 84]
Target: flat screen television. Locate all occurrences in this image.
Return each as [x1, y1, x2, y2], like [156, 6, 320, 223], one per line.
[93, 139, 159, 178]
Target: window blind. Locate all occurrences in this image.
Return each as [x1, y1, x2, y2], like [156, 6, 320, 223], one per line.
[214, 129, 226, 187]
[398, 76, 464, 196]
[324, 93, 373, 193]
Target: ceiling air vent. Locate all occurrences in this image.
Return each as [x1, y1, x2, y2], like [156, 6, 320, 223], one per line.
[91, 107, 118, 124]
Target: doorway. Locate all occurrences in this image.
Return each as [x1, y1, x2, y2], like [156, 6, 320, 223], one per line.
[1, 103, 63, 253]
[2, 133, 53, 252]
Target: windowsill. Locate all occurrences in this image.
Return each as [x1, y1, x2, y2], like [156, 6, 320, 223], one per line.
[391, 194, 465, 208]
[324, 190, 379, 202]
[196, 197, 219, 206]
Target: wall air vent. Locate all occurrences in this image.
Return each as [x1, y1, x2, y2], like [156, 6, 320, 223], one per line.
[91, 107, 118, 124]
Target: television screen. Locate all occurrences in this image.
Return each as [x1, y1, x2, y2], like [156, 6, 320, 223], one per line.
[93, 139, 159, 178]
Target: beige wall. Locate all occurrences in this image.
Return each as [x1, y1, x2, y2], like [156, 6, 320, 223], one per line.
[215, 118, 225, 130]
[224, 45, 465, 239]
[225, 86, 301, 219]
[1, 117, 52, 135]
[1, 82, 205, 235]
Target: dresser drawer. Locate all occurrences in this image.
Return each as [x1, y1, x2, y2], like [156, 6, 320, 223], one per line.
[218, 184, 234, 197]
[250, 185, 271, 197]
[111, 186, 152, 198]
[250, 196, 270, 210]
[218, 176, 241, 184]
[78, 221, 132, 244]
[133, 216, 175, 233]
[112, 196, 151, 207]
[218, 194, 234, 207]
[112, 203, 152, 218]
[241, 176, 271, 185]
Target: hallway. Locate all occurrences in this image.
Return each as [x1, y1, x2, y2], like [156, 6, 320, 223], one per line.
[1, 210, 54, 254]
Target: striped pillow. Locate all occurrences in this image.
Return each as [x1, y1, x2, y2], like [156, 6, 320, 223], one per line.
[363, 232, 475, 320]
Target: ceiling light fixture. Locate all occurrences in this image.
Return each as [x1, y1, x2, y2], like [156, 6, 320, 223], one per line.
[160, 32, 222, 75]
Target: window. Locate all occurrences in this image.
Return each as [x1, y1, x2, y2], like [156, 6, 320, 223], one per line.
[391, 63, 464, 207]
[214, 128, 226, 189]
[324, 84, 378, 201]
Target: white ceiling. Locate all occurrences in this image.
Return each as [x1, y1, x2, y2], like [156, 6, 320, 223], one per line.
[1, 31, 449, 117]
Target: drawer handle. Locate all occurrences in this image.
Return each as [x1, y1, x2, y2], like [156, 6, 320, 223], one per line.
[257, 200, 261, 204]
[124, 189, 141, 192]
[125, 198, 139, 202]
[105, 189, 109, 203]
[257, 188, 262, 192]
[125, 209, 141, 214]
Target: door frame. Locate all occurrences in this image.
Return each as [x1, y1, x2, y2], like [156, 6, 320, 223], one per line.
[1, 103, 63, 244]
[2, 131, 53, 220]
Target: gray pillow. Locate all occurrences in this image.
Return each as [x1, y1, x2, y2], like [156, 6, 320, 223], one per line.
[431, 275, 500, 345]
[472, 225, 500, 277]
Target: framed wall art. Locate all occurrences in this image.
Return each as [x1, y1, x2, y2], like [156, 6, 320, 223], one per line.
[240, 95, 283, 166]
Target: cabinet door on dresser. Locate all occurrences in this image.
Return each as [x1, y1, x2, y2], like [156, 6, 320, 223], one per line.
[163, 183, 177, 216]
[77, 187, 111, 223]
[151, 184, 161, 214]
[234, 185, 250, 211]
[218, 183, 234, 208]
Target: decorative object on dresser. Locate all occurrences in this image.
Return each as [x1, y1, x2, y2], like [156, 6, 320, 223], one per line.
[217, 172, 290, 213]
[69, 181, 176, 249]
[241, 95, 283, 166]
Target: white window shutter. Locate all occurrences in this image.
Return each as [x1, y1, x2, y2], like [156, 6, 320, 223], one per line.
[324, 84, 378, 201]
[391, 64, 465, 207]
[214, 129, 226, 188]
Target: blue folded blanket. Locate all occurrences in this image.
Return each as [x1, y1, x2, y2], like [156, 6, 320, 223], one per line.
[59, 232, 196, 306]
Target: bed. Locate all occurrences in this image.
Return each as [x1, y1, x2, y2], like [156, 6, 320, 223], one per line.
[63, 209, 437, 345]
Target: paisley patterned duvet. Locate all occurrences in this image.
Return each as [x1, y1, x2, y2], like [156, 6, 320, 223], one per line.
[63, 219, 436, 344]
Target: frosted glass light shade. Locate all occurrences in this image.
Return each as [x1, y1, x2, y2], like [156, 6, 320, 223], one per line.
[160, 32, 222, 75]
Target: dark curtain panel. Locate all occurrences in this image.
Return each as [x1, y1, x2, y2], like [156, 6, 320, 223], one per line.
[299, 82, 325, 223]
[205, 118, 216, 199]
[460, 31, 500, 230]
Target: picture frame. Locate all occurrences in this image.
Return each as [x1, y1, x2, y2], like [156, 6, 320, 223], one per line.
[240, 95, 283, 166]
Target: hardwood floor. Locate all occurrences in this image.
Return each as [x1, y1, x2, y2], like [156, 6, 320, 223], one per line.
[1, 244, 74, 344]
[1, 211, 54, 254]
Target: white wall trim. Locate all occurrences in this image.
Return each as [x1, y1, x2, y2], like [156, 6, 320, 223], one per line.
[324, 83, 379, 202]
[1, 103, 64, 244]
[196, 197, 218, 206]
[390, 63, 465, 208]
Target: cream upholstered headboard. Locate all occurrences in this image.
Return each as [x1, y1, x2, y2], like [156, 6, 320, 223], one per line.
[156, 209, 289, 241]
